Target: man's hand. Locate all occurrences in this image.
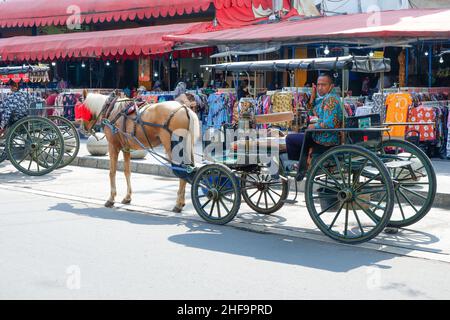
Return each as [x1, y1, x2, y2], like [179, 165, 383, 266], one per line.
[310, 83, 317, 103]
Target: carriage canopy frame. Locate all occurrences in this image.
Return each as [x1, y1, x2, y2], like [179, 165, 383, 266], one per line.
[202, 55, 391, 73]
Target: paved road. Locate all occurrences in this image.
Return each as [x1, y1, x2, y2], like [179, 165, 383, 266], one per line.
[1, 165, 450, 299]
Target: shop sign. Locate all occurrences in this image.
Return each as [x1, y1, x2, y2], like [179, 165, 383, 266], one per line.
[373, 51, 384, 59]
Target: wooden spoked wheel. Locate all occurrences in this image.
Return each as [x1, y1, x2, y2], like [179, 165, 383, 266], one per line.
[6, 117, 64, 176]
[241, 172, 288, 215]
[378, 139, 437, 228]
[191, 164, 241, 225]
[48, 116, 80, 168]
[305, 145, 395, 244]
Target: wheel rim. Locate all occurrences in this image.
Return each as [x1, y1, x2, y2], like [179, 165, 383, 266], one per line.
[49, 116, 80, 168]
[0, 136, 7, 163]
[305, 146, 394, 243]
[379, 139, 436, 227]
[241, 172, 288, 214]
[6, 117, 64, 176]
[192, 165, 240, 224]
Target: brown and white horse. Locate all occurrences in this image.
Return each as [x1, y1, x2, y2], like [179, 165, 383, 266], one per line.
[78, 93, 200, 212]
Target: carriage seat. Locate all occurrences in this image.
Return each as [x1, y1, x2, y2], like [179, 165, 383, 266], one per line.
[230, 137, 287, 153]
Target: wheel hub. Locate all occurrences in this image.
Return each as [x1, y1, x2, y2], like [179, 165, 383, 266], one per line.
[338, 189, 353, 202]
[207, 188, 220, 201]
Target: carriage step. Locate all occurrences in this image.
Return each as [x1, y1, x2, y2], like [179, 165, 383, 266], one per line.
[385, 160, 413, 169]
[282, 199, 298, 205]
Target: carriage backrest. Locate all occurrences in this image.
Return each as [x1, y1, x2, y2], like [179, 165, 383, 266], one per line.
[344, 113, 382, 148]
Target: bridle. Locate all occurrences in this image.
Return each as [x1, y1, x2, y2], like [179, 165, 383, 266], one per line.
[79, 93, 117, 139]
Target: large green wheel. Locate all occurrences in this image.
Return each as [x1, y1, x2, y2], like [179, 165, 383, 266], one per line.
[5, 117, 64, 176]
[191, 164, 241, 225]
[48, 116, 80, 168]
[378, 139, 437, 228]
[0, 134, 7, 163]
[305, 145, 395, 244]
[241, 172, 288, 215]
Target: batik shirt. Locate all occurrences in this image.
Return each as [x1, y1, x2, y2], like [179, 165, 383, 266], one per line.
[308, 92, 343, 146]
[0, 91, 30, 130]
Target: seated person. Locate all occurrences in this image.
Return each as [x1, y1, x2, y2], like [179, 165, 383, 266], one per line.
[286, 73, 343, 174]
[0, 82, 29, 136]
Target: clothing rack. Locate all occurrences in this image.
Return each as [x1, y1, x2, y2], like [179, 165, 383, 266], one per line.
[416, 100, 450, 106]
[140, 91, 175, 95]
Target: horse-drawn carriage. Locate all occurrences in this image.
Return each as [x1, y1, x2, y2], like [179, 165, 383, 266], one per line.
[78, 56, 436, 245]
[191, 55, 437, 244]
[0, 65, 80, 176]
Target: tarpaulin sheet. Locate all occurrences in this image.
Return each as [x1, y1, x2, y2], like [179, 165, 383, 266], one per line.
[202, 56, 392, 73]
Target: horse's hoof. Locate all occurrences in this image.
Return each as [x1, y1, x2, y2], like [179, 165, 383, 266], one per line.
[121, 199, 131, 205]
[105, 201, 115, 208]
[172, 206, 183, 213]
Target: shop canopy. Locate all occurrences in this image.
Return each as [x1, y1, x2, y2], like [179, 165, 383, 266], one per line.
[165, 8, 450, 45]
[202, 56, 392, 73]
[0, 65, 50, 83]
[0, 0, 213, 28]
[0, 22, 210, 62]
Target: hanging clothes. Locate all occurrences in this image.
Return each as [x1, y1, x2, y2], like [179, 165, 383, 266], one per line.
[384, 93, 412, 138]
[407, 105, 437, 142]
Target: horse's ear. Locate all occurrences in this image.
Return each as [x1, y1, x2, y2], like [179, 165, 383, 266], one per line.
[82, 89, 88, 100]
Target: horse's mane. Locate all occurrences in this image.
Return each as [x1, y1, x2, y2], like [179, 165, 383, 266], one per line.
[84, 93, 109, 116]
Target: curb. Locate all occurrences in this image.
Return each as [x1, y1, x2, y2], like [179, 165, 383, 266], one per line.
[69, 155, 175, 177]
[69, 155, 450, 210]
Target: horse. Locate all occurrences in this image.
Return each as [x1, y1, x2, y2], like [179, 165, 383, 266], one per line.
[77, 92, 200, 213]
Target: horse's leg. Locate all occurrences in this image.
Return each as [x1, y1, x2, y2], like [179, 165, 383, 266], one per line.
[121, 151, 132, 205]
[160, 133, 186, 213]
[105, 144, 119, 208]
[175, 179, 188, 214]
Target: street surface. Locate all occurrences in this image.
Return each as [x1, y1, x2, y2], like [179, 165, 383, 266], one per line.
[1, 164, 450, 299]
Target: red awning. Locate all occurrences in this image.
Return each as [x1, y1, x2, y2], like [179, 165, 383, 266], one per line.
[165, 8, 450, 44]
[0, 0, 213, 28]
[214, 0, 300, 28]
[0, 22, 210, 62]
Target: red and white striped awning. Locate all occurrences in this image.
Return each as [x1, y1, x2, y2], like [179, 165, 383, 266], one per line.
[0, 0, 213, 28]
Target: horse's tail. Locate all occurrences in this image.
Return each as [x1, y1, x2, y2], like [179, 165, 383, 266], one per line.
[186, 107, 200, 165]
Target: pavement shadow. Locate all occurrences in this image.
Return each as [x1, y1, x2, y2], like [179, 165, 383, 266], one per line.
[49, 202, 396, 273]
[373, 227, 442, 253]
[0, 166, 69, 184]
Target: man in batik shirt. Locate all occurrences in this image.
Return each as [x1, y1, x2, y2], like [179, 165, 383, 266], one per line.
[286, 73, 343, 176]
[0, 82, 30, 135]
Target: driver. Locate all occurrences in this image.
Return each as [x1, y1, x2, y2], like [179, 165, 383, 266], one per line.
[285, 73, 343, 176]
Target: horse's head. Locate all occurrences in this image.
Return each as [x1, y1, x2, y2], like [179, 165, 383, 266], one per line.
[75, 92, 112, 136]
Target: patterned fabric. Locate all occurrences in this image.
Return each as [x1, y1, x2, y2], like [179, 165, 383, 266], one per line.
[372, 93, 386, 123]
[310, 93, 343, 146]
[447, 109, 450, 157]
[0, 91, 30, 129]
[207, 94, 230, 129]
[407, 106, 436, 142]
[62, 94, 78, 121]
[271, 92, 293, 128]
[385, 93, 412, 138]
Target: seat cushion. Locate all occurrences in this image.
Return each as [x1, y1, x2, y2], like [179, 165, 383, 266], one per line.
[230, 137, 287, 153]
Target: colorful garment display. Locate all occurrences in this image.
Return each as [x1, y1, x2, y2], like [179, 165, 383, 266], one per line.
[407, 106, 436, 141]
[384, 93, 412, 138]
